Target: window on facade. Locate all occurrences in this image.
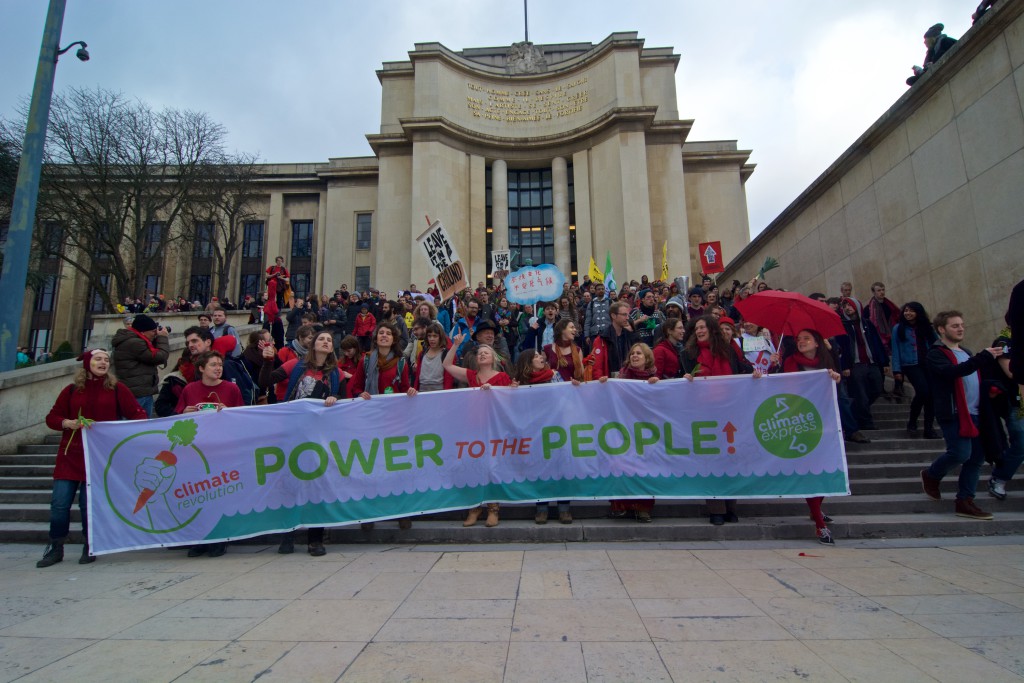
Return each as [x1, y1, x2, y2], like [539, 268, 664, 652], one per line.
[356, 213, 372, 250]
[88, 274, 110, 313]
[242, 221, 264, 259]
[95, 223, 114, 260]
[144, 275, 161, 296]
[291, 221, 313, 257]
[29, 329, 51, 357]
[239, 273, 260, 301]
[503, 168, 555, 267]
[355, 266, 370, 293]
[291, 273, 310, 300]
[41, 222, 63, 257]
[34, 275, 58, 312]
[143, 222, 164, 257]
[192, 222, 214, 258]
[189, 275, 211, 305]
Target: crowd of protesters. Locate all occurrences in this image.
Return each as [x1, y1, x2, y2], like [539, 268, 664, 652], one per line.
[35, 258, 1024, 564]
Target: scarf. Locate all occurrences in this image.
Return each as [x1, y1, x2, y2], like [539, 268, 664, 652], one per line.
[619, 365, 657, 380]
[783, 353, 821, 374]
[289, 339, 308, 359]
[364, 349, 397, 395]
[868, 298, 895, 341]
[937, 346, 980, 438]
[554, 339, 585, 381]
[696, 340, 733, 377]
[129, 328, 159, 358]
[527, 368, 555, 384]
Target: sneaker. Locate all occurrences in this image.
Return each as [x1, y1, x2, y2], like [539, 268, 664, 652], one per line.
[955, 497, 994, 520]
[206, 543, 226, 558]
[307, 542, 326, 557]
[534, 509, 549, 525]
[989, 478, 1007, 501]
[607, 510, 628, 519]
[559, 510, 573, 525]
[636, 511, 652, 523]
[921, 469, 941, 501]
[817, 527, 835, 545]
[822, 514, 834, 524]
[709, 514, 725, 526]
[723, 512, 739, 523]
[36, 542, 64, 568]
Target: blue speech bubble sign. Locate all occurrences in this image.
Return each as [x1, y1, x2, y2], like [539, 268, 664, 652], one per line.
[504, 264, 566, 304]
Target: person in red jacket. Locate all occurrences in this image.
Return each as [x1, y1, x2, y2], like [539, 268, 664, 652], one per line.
[653, 318, 683, 379]
[38, 349, 148, 568]
[353, 304, 377, 351]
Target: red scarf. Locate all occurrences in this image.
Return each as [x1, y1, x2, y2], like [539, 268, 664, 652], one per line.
[937, 346, 980, 438]
[130, 328, 160, 357]
[696, 340, 733, 377]
[527, 368, 555, 384]
[783, 353, 821, 374]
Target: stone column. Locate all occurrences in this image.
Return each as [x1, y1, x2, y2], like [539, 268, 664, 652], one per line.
[491, 159, 509, 254]
[552, 156, 570, 274]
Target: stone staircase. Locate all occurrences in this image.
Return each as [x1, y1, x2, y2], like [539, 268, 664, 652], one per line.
[3, 401, 1023, 546]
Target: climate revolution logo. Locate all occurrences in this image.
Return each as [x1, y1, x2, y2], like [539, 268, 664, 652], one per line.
[753, 393, 824, 459]
[103, 419, 244, 533]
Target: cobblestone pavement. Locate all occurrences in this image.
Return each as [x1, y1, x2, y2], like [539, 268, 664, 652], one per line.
[1, 537, 1023, 682]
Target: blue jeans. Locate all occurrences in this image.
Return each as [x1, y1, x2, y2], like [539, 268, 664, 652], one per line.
[49, 479, 87, 541]
[136, 394, 154, 417]
[927, 416, 983, 500]
[993, 409, 1024, 482]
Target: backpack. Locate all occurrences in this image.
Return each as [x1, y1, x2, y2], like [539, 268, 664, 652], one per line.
[221, 355, 258, 405]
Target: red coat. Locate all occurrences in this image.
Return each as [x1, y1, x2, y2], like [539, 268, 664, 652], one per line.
[653, 340, 680, 379]
[354, 312, 377, 337]
[46, 379, 148, 481]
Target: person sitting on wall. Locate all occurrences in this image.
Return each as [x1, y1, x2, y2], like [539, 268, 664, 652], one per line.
[907, 23, 958, 86]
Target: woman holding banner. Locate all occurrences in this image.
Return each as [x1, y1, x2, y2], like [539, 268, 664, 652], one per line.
[653, 318, 684, 379]
[682, 316, 761, 526]
[543, 318, 587, 383]
[445, 332, 513, 527]
[39, 349, 147, 568]
[782, 329, 842, 545]
[607, 343, 660, 522]
[259, 330, 345, 555]
[512, 350, 576, 524]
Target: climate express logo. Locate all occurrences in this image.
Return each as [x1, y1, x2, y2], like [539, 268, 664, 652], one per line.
[753, 394, 823, 459]
[104, 419, 243, 534]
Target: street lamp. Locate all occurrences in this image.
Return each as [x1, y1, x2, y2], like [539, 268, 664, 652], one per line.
[0, 0, 87, 371]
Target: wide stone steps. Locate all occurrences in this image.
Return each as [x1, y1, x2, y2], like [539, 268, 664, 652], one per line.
[4, 399, 1022, 544]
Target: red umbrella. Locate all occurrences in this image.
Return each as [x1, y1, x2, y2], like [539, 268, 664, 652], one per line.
[733, 291, 846, 338]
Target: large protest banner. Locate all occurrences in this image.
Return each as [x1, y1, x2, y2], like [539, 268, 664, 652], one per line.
[85, 371, 848, 554]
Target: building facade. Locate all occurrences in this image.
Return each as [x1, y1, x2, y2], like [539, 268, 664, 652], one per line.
[16, 32, 753, 354]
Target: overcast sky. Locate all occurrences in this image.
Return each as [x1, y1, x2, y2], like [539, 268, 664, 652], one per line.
[1, 0, 976, 243]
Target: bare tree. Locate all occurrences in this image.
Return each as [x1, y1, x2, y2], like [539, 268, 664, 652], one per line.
[34, 87, 227, 311]
[179, 152, 263, 300]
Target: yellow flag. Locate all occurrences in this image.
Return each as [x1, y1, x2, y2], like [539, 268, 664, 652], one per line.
[588, 255, 603, 283]
[660, 241, 669, 281]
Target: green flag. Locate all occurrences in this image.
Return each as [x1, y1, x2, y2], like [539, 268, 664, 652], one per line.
[603, 251, 616, 293]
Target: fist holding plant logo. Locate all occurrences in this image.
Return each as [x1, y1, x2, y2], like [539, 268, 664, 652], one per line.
[131, 420, 196, 530]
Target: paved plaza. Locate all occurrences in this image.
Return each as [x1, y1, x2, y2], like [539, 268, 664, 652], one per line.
[1, 537, 1023, 682]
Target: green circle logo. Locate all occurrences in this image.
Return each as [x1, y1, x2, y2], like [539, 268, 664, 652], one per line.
[753, 393, 822, 459]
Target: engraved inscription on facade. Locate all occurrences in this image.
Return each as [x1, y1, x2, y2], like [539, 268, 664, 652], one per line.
[466, 77, 590, 123]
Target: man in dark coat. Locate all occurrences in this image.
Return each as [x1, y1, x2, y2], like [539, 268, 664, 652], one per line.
[907, 23, 958, 85]
[112, 314, 170, 416]
[839, 298, 888, 430]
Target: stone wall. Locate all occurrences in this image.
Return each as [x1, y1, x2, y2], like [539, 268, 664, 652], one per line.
[718, 5, 1024, 349]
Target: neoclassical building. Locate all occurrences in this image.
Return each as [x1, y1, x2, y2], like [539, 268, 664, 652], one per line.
[19, 32, 753, 353]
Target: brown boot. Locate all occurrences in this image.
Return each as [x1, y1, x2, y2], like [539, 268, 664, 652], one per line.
[463, 507, 482, 527]
[921, 469, 941, 501]
[485, 503, 500, 527]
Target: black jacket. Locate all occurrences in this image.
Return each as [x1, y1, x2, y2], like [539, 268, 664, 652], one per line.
[926, 341, 995, 424]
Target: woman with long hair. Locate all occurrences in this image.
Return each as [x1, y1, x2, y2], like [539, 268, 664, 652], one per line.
[782, 329, 844, 545]
[653, 318, 684, 379]
[543, 318, 586, 382]
[38, 350, 147, 567]
[513, 349, 577, 524]
[609, 343, 660, 522]
[445, 331, 513, 527]
[892, 301, 939, 438]
[259, 330, 345, 555]
[682, 315, 761, 525]
[414, 322, 454, 392]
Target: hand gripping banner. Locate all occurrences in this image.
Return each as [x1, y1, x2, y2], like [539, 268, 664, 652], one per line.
[84, 370, 849, 554]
